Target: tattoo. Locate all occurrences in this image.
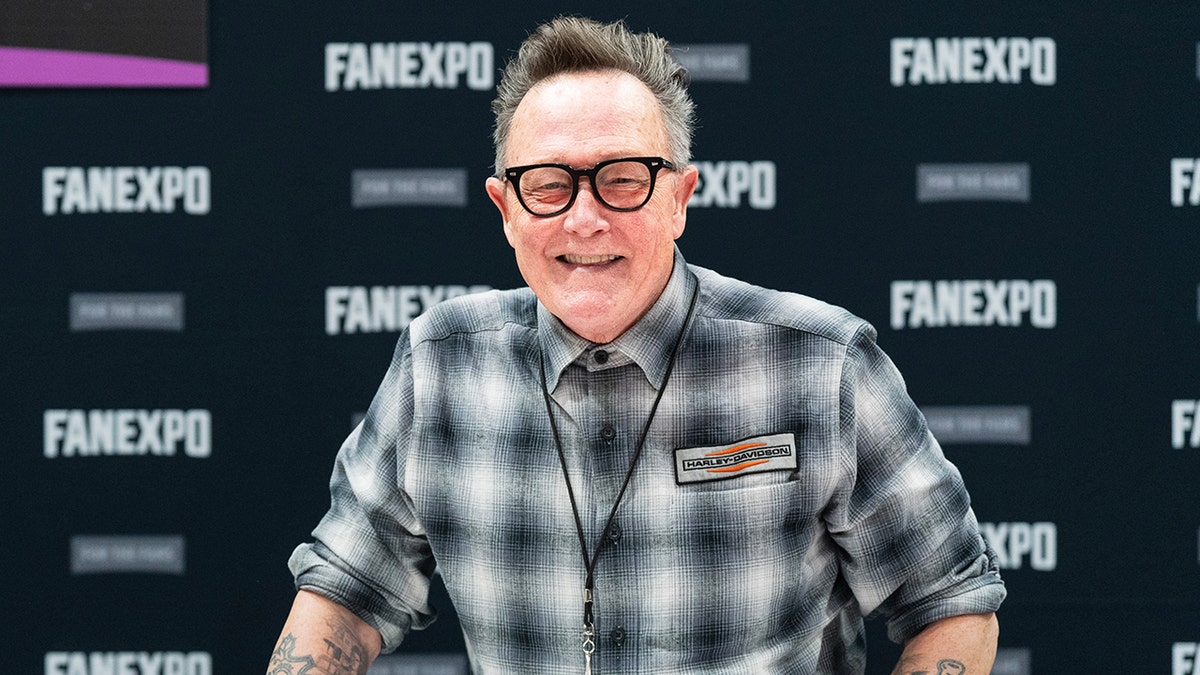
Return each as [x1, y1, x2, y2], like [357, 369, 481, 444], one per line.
[268, 634, 315, 675]
[316, 614, 371, 675]
[892, 658, 966, 675]
[268, 617, 370, 675]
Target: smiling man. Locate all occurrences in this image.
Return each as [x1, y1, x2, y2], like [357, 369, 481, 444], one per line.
[270, 17, 1005, 675]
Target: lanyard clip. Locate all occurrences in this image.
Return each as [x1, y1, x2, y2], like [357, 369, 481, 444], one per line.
[582, 588, 595, 653]
[582, 618, 596, 675]
[582, 625, 596, 654]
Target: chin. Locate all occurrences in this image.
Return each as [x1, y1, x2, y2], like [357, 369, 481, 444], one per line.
[553, 300, 630, 342]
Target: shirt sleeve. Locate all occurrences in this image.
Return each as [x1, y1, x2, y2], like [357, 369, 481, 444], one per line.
[826, 323, 1006, 644]
[288, 329, 437, 653]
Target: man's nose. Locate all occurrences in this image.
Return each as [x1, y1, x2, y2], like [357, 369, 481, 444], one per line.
[562, 179, 609, 236]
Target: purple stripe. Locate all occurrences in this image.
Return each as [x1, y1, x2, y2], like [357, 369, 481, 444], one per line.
[0, 47, 207, 87]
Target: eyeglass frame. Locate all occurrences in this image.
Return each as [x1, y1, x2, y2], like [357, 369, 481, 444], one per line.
[500, 156, 678, 217]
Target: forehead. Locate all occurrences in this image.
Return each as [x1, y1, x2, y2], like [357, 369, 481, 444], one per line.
[507, 70, 668, 166]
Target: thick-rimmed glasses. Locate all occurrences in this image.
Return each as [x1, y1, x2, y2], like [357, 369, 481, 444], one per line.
[502, 156, 676, 217]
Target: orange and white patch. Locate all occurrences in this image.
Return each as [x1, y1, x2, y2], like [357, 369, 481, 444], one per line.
[673, 433, 796, 484]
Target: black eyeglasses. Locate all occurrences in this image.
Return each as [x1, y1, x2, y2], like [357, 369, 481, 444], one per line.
[502, 156, 677, 217]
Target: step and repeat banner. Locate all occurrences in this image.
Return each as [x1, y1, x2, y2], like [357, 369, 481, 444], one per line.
[3, 2, 1198, 673]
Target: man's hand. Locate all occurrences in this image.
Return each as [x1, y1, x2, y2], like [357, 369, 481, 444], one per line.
[267, 590, 382, 675]
[890, 613, 998, 675]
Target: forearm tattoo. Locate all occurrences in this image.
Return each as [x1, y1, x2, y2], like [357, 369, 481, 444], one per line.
[893, 658, 967, 675]
[268, 616, 371, 675]
[268, 634, 314, 675]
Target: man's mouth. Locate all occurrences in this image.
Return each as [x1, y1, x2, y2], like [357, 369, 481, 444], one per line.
[558, 254, 622, 265]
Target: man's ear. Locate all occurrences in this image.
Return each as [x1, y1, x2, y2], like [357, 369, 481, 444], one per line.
[671, 164, 699, 239]
[485, 176, 516, 247]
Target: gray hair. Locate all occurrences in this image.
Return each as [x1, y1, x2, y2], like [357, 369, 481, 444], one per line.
[491, 16, 695, 175]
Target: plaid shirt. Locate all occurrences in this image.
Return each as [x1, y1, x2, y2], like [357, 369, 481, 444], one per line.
[290, 250, 1005, 674]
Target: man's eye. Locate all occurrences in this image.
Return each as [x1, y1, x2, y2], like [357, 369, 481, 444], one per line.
[600, 177, 648, 190]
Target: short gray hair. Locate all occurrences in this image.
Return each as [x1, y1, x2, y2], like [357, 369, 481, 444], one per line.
[491, 16, 695, 175]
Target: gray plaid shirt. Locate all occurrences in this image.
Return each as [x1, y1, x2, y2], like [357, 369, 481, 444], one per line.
[289, 251, 1005, 674]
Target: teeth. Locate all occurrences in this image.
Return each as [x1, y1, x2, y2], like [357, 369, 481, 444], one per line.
[562, 254, 619, 265]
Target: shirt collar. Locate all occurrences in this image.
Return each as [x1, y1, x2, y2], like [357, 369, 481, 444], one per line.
[538, 247, 698, 393]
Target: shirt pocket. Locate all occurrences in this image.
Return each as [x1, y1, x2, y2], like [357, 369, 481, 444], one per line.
[668, 478, 820, 565]
[653, 479, 831, 656]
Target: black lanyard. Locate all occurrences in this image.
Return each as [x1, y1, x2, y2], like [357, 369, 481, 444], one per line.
[537, 284, 698, 673]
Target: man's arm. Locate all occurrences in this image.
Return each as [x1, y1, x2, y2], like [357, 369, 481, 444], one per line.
[267, 590, 382, 675]
[890, 613, 998, 675]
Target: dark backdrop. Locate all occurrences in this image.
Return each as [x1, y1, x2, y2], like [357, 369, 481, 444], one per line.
[3, 2, 1199, 673]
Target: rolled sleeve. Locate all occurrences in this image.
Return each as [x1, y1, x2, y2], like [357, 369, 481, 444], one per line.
[829, 324, 1006, 644]
[289, 331, 438, 652]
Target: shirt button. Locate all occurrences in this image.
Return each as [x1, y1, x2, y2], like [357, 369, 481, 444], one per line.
[601, 424, 616, 441]
[610, 626, 626, 647]
[607, 522, 622, 544]
[593, 349, 609, 364]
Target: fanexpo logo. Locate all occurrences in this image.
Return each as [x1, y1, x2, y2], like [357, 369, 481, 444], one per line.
[689, 161, 776, 210]
[44, 409, 212, 458]
[891, 37, 1056, 86]
[45, 652, 211, 675]
[890, 280, 1057, 329]
[326, 285, 491, 335]
[1172, 400, 1200, 448]
[43, 167, 210, 216]
[1176, 643, 1200, 675]
[1172, 158, 1200, 206]
[979, 521, 1057, 571]
[325, 42, 494, 91]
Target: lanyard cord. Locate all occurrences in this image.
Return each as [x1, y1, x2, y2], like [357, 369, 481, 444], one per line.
[537, 284, 699, 635]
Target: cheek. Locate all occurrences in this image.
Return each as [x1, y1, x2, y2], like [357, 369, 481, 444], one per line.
[643, 205, 683, 246]
[505, 215, 534, 248]
[508, 225, 548, 266]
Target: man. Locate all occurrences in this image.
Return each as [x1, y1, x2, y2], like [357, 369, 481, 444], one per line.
[269, 16, 1004, 675]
